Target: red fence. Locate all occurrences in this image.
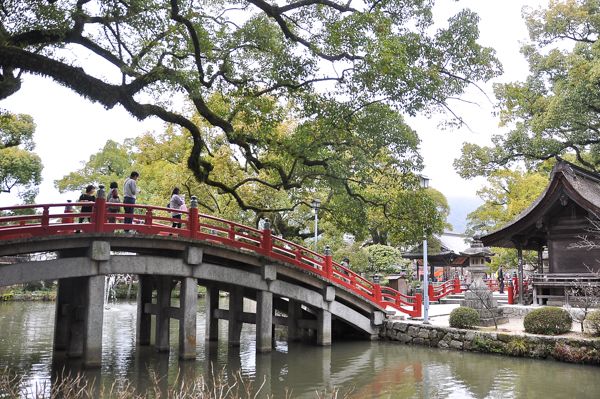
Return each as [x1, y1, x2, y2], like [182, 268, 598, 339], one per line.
[0, 196, 422, 317]
[428, 279, 460, 301]
[507, 276, 529, 305]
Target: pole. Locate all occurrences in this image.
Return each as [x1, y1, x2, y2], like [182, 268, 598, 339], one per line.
[423, 235, 429, 324]
[314, 207, 318, 252]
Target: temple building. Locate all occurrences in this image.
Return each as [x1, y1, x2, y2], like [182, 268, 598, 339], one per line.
[481, 160, 600, 304]
[402, 232, 471, 282]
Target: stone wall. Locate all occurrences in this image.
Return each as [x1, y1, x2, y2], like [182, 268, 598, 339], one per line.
[500, 305, 538, 318]
[381, 319, 600, 366]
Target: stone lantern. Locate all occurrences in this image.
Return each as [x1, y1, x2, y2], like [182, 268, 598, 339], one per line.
[460, 237, 507, 326]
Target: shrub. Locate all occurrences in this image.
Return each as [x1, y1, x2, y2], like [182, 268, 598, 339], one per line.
[584, 310, 600, 337]
[507, 338, 529, 356]
[449, 307, 480, 329]
[523, 307, 572, 335]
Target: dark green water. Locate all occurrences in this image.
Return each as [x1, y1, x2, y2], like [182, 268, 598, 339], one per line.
[0, 300, 599, 398]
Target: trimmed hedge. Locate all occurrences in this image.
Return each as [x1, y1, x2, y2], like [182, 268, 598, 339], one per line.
[584, 310, 600, 337]
[523, 307, 572, 335]
[449, 307, 480, 329]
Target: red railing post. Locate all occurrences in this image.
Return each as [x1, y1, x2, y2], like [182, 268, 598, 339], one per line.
[414, 293, 422, 318]
[188, 196, 199, 239]
[428, 284, 435, 301]
[373, 283, 382, 304]
[261, 218, 272, 255]
[324, 245, 333, 279]
[228, 224, 235, 241]
[453, 276, 461, 293]
[41, 205, 50, 230]
[144, 208, 153, 227]
[93, 185, 107, 232]
[507, 280, 514, 305]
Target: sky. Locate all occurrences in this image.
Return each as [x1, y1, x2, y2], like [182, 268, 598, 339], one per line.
[0, 0, 551, 230]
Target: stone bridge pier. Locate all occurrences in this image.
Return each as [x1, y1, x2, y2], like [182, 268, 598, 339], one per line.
[53, 273, 339, 367]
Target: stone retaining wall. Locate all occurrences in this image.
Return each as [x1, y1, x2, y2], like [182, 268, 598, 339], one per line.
[500, 305, 538, 318]
[381, 319, 600, 366]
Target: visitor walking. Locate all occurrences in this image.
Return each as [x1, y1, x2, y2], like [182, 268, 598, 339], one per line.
[498, 266, 505, 293]
[341, 257, 350, 269]
[78, 185, 96, 224]
[169, 187, 185, 228]
[107, 182, 121, 223]
[123, 171, 140, 230]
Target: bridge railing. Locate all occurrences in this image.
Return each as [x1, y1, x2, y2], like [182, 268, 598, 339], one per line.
[428, 279, 460, 302]
[0, 195, 422, 317]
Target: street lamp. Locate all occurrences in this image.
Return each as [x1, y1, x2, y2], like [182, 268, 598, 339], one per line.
[311, 198, 321, 252]
[420, 175, 430, 324]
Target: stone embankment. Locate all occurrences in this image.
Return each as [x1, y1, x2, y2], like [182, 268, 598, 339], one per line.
[381, 319, 600, 366]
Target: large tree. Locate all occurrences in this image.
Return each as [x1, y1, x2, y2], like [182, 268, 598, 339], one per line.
[57, 128, 448, 246]
[0, 111, 42, 201]
[456, 0, 600, 178]
[1, 0, 500, 212]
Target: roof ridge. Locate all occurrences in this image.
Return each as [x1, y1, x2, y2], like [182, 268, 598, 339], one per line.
[553, 159, 600, 183]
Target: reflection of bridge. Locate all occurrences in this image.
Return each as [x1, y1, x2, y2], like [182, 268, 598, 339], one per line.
[0, 186, 421, 367]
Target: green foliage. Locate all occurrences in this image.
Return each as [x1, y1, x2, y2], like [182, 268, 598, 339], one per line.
[584, 310, 600, 337]
[364, 244, 402, 274]
[0, 112, 35, 150]
[507, 338, 529, 357]
[454, 0, 600, 175]
[0, 292, 13, 301]
[333, 243, 369, 273]
[0, 111, 42, 201]
[523, 307, 573, 335]
[1, 0, 500, 218]
[57, 127, 449, 247]
[471, 336, 505, 354]
[55, 140, 133, 193]
[449, 307, 480, 329]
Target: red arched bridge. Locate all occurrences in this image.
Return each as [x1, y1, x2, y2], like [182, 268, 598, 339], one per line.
[0, 188, 422, 367]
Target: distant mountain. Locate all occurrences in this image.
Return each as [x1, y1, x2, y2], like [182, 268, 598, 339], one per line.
[446, 196, 483, 234]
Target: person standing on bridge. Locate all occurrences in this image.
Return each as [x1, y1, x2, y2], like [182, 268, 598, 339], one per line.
[169, 187, 185, 229]
[123, 171, 140, 230]
[107, 182, 121, 223]
[78, 184, 96, 224]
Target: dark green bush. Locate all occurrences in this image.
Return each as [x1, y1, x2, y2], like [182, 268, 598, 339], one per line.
[449, 307, 480, 329]
[523, 307, 572, 335]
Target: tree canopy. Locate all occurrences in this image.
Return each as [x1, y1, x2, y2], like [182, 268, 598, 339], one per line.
[455, 0, 600, 178]
[57, 128, 449, 246]
[0, 111, 42, 201]
[2, 0, 500, 213]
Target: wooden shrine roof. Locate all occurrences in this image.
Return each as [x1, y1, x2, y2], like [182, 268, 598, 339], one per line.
[481, 160, 600, 250]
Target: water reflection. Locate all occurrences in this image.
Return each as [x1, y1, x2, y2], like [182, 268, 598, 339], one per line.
[0, 301, 599, 398]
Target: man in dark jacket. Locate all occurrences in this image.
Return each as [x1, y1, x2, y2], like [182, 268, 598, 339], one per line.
[78, 184, 96, 223]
